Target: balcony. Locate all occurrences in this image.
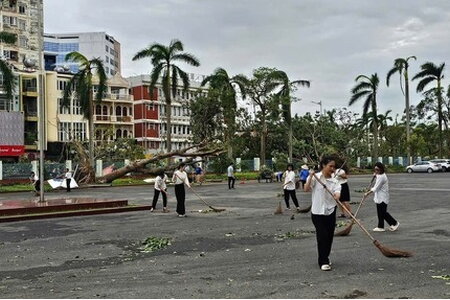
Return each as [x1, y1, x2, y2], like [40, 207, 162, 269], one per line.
[108, 94, 132, 101]
[94, 115, 111, 122]
[116, 116, 132, 123]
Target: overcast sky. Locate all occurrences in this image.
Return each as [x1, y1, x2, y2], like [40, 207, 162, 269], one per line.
[44, 0, 450, 119]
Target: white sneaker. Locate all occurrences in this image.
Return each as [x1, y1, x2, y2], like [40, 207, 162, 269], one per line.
[389, 222, 400, 231]
[372, 227, 385, 232]
[178, 214, 186, 218]
[321, 264, 332, 271]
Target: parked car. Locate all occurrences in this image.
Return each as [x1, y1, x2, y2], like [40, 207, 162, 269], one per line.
[406, 161, 441, 173]
[429, 159, 450, 172]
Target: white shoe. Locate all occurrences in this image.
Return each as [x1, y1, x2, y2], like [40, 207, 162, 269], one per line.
[389, 222, 400, 231]
[372, 227, 385, 232]
[321, 264, 332, 271]
[178, 214, 186, 218]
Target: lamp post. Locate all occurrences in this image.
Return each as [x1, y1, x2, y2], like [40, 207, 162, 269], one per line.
[311, 100, 322, 116]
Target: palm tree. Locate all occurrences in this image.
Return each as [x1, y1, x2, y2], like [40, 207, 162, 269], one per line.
[201, 67, 240, 160]
[349, 73, 380, 161]
[412, 62, 445, 157]
[272, 70, 310, 162]
[386, 56, 416, 164]
[0, 32, 18, 101]
[132, 39, 200, 153]
[63, 52, 107, 181]
[233, 67, 283, 164]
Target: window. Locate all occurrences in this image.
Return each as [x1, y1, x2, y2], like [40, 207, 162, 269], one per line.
[58, 122, 70, 141]
[19, 35, 28, 48]
[105, 67, 109, 74]
[58, 98, 70, 114]
[58, 122, 87, 142]
[18, 19, 26, 30]
[105, 45, 109, 52]
[57, 80, 69, 91]
[110, 69, 114, 75]
[72, 99, 82, 115]
[19, 5, 26, 14]
[105, 56, 109, 63]
[0, 96, 13, 111]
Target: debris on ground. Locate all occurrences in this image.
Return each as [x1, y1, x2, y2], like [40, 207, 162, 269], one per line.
[138, 237, 171, 253]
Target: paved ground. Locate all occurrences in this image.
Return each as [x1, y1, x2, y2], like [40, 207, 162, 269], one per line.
[0, 173, 449, 298]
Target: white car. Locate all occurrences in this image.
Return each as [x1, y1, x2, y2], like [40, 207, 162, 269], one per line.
[429, 159, 450, 172]
[406, 161, 441, 173]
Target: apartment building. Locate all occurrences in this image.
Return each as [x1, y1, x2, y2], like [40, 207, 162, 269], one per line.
[128, 74, 207, 154]
[43, 32, 121, 77]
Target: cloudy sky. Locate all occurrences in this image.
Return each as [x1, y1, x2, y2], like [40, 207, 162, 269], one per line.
[44, 0, 450, 119]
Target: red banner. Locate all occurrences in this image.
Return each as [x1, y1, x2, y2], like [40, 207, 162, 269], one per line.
[0, 145, 25, 156]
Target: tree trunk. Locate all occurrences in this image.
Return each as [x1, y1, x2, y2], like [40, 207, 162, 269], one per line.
[372, 99, 379, 163]
[87, 90, 96, 182]
[404, 69, 412, 165]
[288, 122, 293, 163]
[165, 73, 172, 154]
[437, 80, 443, 158]
[260, 109, 266, 165]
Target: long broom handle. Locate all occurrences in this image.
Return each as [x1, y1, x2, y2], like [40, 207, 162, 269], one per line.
[174, 173, 213, 208]
[312, 173, 377, 242]
[353, 176, 376, 217]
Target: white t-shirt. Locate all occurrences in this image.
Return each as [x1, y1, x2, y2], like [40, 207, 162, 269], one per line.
[310, 172, 341, 215]
[65, 172, 72, 179]
[172, 170, 191, 187]
[154, 174, 168, 191]
[283, 170, 296, 190]
[334, 169, 347, 185]
[227, 165, 234, 177]
[371, 173, 389, 204]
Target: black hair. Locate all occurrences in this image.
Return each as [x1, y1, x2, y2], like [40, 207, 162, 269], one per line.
[178, 163, 186, 170]
[286, 163, 294, 170]
[336, 162, 349, 174]
[319, 156, 336, 170]
[374, 162, 385, 174]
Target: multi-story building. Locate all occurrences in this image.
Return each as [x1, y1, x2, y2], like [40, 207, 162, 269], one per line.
[0, 0, 44, 160]
[45, 71, 134, 155]
[128, 74, 207, 154]
[43, 32, 121, 77]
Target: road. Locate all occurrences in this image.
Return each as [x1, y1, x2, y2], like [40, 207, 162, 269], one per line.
[0, 173, 449, 298]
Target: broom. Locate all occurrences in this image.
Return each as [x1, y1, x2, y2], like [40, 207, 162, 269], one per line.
[335, 175, 376, 236]
[312, 173, 413, 258]
[175, 173, 225, 212]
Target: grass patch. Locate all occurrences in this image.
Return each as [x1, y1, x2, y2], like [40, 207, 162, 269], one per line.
[0, 183, 52, 193]
[138, 237, 171, 253]
[112, 178, 149, 186]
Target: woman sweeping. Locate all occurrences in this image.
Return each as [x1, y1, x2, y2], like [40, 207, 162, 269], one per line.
[151, 170, 169, 212]
[283, 164, 301, 212]
[365, 162, 400, 232]
[304, 156, 341, 271]
[172, 163, 191, 218]
[334, 164, 352, 218]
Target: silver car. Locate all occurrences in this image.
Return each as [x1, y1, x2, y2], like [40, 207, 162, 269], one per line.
[429, 159, 450, 172]
[406, 161, 441, 173]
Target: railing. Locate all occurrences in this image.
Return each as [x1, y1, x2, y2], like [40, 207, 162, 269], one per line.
[116, 116, 132, 122]
[23, 86, 37, 92]
[108, 94, 131, 101]
[94, 115, 111, 121]
[24, 109, 37, 117]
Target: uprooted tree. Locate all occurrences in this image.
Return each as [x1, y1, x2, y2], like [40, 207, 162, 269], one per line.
[72, 140, 225, 184]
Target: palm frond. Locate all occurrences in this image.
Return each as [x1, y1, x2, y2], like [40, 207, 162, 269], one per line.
[176, 67, 190, 91]
[132, 48, 153, 61]
[149, 62, 165, 95]
[349, 90, 371, 106]
[386, 66, 400, 87]
[171, 65, 178, 98]
[169, 39, 184, 52]
[62, 73, 79, 107]
[351, 81, 372, 94]
[231, 74, 250, 99]
[90, 58, 107, 102]
[171, 53, 200, 67]
[416, 76, 435, 93]
[65, 52, 88, 66]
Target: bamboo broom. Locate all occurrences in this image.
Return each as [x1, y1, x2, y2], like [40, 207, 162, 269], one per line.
[312, 173, 412, 258]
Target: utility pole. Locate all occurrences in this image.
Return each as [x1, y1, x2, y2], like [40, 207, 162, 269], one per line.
[311, 100, 322, 116]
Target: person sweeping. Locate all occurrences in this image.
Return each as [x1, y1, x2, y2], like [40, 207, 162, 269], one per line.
[283, 164, 301, 212]
[304, 156, 341, 271]
[151, 170, 169, 213]
[172, 163, 191, 218]
[365, 162, 400, 232]
[334, 164, 352, 218]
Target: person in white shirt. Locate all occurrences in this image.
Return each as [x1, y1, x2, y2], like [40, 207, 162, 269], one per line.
[227, 163, 235, 189]
[304, 156, 341, 271]
[364, 162, 399, 232]
[65, 168, 72, 192]
[30, 172, 40, 194]
[151, 170, 169, 212]
[172, 163, 191, 217]
[334, 164, 352, 218]
[283, 164, 300, 211]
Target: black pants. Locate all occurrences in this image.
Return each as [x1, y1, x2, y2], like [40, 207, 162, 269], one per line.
[228, 176, 235, 189]
[152, 189, 167, 208]
[66, 179, 71, 192]
[311, 208, 336, 267]
[35, 180, 40, 192]
[284, 189, 299, 208]
[376, 202, 397, 228]
[175, 184, 186, 215]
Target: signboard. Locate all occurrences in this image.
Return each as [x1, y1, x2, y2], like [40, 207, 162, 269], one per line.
[0, 111, 24, 145]
[0, 145, 25, 156]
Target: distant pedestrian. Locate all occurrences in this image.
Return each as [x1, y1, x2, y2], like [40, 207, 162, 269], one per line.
[334, 164, 352, 218]
[299, 164, 310, 189]
[194, 165, 204, 185]
[172, 163, 191, 217]
[275, 171, 283, 182]
[227, 162, 235, 189]
[365, 162, 400, 232]
[65, 168, 72, 192]
[30, 172, 40, 195]
[283, 164, 300, 211]
[152, 170, 169, 212]
[304, 156, 341, 271]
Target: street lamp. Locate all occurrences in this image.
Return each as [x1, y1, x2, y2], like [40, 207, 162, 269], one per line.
[311, 100, 322, 116]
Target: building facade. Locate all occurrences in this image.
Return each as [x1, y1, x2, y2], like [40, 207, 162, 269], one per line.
[0, 0, 44, 160]
[43, 32, 121, 77]
[128, 74, 207, 154]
